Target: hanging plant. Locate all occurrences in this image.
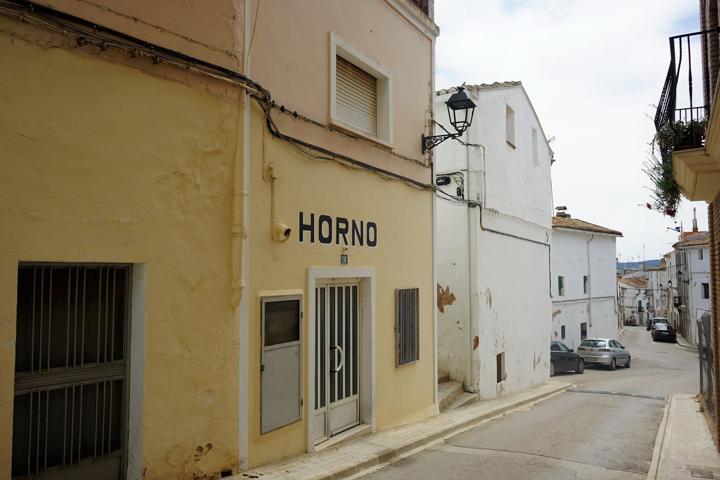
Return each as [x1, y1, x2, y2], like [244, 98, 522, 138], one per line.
[645, 118, 706, 217]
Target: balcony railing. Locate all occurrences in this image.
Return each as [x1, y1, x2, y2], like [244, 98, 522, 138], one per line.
[655, 29, 718, 151]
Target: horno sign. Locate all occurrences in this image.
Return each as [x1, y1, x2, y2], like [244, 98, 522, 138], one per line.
[299, 212, 378, 247]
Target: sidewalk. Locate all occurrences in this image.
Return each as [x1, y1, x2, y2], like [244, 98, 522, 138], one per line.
[675, 336, 697, 352]
[648, 395, 720, 480]
[234, 381, 571, 480]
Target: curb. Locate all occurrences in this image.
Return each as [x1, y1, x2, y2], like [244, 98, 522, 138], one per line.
[386, 382, 572, 462]
[676, 337, 697, 352]
[345, 382, 573, 480]
[248, 382, 572, 480]
[647, 396, 673, 480]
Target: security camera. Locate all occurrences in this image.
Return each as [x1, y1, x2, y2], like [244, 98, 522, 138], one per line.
[272, 222, 292, 243]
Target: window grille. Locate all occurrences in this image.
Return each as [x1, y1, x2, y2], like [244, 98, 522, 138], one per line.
[395, 288, 419, 366]
[336, 56, 378, 138]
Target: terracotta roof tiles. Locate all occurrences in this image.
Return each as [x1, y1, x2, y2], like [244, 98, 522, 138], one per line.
[552, 216, 623, 236]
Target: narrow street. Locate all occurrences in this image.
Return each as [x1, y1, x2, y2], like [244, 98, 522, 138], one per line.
[361, 327, 699, 480]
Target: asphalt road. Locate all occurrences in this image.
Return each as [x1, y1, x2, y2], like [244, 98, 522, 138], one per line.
[361, 326, 699, 480]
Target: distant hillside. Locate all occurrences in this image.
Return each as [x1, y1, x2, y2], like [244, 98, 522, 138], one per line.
[617, 259, 662, 270]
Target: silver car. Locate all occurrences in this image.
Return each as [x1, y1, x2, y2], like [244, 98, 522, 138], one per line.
[577, 338, 631, 370]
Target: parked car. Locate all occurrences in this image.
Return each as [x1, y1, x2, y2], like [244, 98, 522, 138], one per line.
[647, 316, 668, 331]
[577, 338, 631, 370]
[550, 341, 584, 377]
[652, 323, 677, 342]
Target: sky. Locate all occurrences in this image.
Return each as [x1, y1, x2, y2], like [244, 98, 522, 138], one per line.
[434, 0, 709, 262]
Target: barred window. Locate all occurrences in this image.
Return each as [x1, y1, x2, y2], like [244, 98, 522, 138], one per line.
[396, 288, 419, 366]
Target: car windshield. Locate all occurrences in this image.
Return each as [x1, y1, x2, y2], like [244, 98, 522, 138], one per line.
[655, 324, 670, 331]
[580, 339, 606, 347]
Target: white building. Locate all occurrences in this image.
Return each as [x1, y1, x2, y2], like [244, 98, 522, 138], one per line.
[669, 232, 711, 344]
[551, 215, 622, 350]
[435, 82, 553, 399]
[646, 262, 670, 318]
[617, 275, 648, 326]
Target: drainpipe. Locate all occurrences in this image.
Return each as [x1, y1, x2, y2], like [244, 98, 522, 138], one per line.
[262, 162, 291, 242]
[465, 124, 480, 394]
[587, 234, 594, 328]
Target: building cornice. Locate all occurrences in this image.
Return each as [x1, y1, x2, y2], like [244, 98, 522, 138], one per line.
[385, 0, 439, 39]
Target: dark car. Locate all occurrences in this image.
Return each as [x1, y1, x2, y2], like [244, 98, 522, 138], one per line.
[550, 341, 584, 376]
[652, 323, 677, 342]
[647, 316, 668, 331]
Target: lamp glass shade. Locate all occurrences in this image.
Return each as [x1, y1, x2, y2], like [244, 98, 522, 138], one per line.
[445, 87, 476, 135]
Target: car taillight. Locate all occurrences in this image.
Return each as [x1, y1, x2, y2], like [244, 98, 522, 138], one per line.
[599, 348, 611, 352]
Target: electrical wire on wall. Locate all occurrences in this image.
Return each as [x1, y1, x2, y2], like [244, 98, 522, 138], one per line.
[0, 0, 453, 202]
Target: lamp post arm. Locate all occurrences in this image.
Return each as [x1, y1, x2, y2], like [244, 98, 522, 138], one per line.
[422, 132, 459, 153]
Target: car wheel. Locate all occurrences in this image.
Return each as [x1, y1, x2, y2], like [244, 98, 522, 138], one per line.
[626, 356, 631, 368]
[575, 359, 584, 374]
[609, 358, 616, 371]
[550, 361, 555, 377]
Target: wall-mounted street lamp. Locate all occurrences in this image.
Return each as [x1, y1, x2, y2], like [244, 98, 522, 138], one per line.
[676, 270, 689, 284]
[422, 86, 477, 153]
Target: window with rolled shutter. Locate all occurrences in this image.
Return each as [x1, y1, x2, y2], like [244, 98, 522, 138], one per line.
[335, 56, 378, 138]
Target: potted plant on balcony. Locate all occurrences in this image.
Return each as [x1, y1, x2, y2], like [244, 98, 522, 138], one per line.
[656, 118, 707, 152]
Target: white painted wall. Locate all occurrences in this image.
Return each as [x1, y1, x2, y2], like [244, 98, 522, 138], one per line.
[435, 83, 553, 398]
[686, 246, 710, 344]
[551, 228, 620, 350]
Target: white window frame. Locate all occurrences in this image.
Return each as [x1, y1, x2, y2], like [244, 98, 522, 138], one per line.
[329, 32, 393, 147]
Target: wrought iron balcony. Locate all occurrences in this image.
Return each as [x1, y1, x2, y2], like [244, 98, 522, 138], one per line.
[655, 29, 717, 151]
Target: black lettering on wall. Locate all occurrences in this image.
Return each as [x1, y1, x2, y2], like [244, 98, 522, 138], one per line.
[351, 220, 364, 247]
[367, 222, 378, 247]
[336, 217, 349, 245]
[319, 215, 333, 244]
[299, 212, 314, 243]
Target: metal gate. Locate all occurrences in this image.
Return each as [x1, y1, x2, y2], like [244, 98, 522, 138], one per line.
[313, 284, 359, 444]
[699, 314, 715, 418]
[12, 264, 130, 480]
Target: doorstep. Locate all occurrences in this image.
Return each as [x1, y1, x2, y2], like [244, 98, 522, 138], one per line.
[647, 394, 720, 480]
[234, 380, 572, 480]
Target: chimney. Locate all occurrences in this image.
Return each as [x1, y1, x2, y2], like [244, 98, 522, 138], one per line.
[555, 206, 571, 218]
[692, 207, 698, 232]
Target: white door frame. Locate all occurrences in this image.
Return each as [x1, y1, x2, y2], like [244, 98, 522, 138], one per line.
[306, 267, 375, 452]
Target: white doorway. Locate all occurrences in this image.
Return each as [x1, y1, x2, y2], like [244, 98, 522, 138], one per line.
[306, 267, 375, 451]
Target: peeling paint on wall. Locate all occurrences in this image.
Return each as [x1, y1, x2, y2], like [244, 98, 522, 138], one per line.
[437, 283, 457, 313]
[533, 351, 542, 370]
[473, 335, 479, 350]
[552, 309, 562, 318]
[484, 287, 493, 308]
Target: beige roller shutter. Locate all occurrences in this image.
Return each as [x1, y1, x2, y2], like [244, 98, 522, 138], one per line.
[336, 56, 378, 137]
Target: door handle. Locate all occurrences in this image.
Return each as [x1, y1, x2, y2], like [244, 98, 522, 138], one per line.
[330, 345, 345, 373]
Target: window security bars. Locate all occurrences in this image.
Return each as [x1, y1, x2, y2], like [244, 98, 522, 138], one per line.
[13, 264, 130, 480]
[396, 288, 419, 366]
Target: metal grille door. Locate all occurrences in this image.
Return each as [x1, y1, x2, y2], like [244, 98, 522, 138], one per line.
[12, 264, 130, 480]
[313, 284, 359, 443]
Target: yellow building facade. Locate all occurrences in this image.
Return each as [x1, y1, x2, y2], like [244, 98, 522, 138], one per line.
[0, 1, 438, 478]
